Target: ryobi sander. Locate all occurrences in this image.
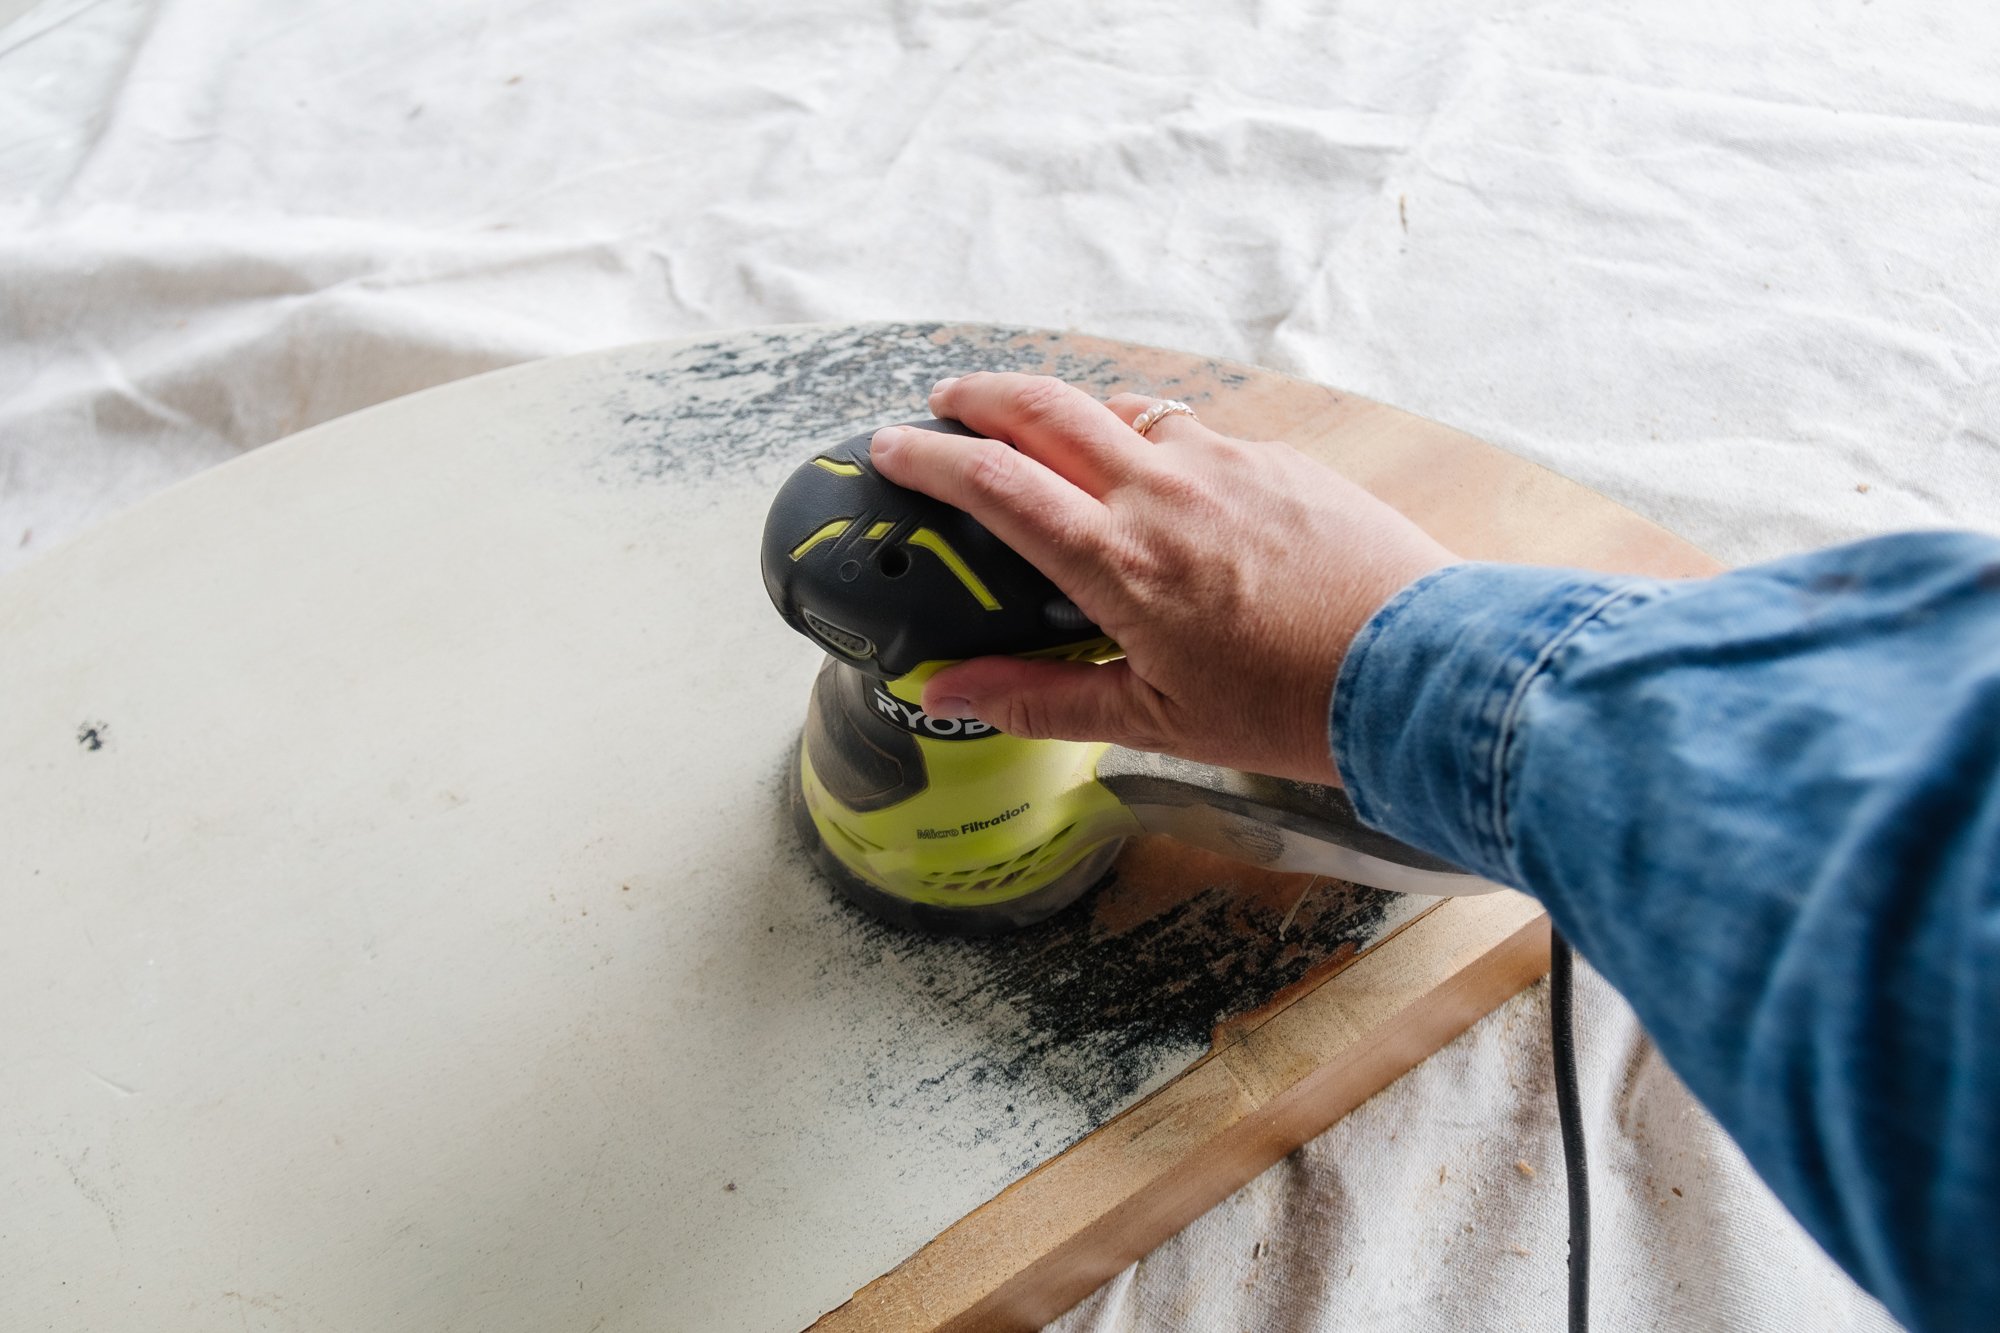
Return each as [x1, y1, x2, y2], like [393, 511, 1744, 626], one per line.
[762, 419, 1501, 935]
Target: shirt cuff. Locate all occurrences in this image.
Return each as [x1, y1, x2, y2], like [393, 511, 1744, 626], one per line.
[1328, 561, 1659, 886]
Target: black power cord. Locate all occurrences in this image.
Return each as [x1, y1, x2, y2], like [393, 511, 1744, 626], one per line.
[1550, 929, 1591, 1332]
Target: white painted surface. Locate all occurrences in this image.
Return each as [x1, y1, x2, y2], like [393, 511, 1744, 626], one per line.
[0, 344, 1194, 1331]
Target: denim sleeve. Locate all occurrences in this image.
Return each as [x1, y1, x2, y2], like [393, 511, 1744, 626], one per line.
[1330, 531, 2000, 1333]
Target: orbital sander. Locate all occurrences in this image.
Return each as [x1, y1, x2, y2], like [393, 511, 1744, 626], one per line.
[761, 419, 1501, 935]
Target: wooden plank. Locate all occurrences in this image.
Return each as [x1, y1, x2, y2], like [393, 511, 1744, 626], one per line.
[0, 324, 1718, 1332]
[823, 893, 1549, 1332]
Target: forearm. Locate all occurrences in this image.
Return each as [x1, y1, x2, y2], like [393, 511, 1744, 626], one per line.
[1331, 532, 2000, 1332]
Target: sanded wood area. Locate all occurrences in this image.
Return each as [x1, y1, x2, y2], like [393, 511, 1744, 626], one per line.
[809, 328, 1720, 1331]
[824, 894, 1550, 1332]
[0, 324, 1718, 1333]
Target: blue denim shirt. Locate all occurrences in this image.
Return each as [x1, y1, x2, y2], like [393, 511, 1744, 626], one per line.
[1331, 532, 2000, 1333]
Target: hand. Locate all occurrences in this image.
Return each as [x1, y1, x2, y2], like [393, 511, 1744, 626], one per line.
[868, 373, 1456, 785]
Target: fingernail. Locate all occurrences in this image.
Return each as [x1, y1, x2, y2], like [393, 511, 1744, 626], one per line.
[871, 425, 907, 454]
[929, 696, 974, 719]
[929, 376, 960, 399]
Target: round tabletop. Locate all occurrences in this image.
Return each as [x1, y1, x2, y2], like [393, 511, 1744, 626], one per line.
[0, 323, 1715, 1332]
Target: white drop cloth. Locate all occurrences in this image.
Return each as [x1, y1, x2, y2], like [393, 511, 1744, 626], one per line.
[6, 0, 1996, 1327]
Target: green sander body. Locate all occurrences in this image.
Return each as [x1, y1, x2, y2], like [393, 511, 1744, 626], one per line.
[761, 420, 1499, 935]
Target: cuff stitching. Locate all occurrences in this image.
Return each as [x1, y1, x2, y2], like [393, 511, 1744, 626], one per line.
[1487, 583, 1664, 880]
[1328, 562, 1461, 791]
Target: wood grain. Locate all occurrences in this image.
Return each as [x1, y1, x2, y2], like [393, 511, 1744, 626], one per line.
[825, 895, 1549, 1332]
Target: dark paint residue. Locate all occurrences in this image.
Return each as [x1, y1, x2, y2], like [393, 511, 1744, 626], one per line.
[594, 322, 1247, 489]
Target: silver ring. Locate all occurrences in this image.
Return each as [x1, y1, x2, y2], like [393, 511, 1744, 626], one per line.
[1131, 399, 1195, 437]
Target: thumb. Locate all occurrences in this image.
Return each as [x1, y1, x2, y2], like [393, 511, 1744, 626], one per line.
[923, 657, 1162, 746]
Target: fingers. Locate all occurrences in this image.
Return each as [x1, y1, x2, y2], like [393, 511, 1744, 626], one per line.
[870, 424, 1103, 586]
[922, 656, 1168, 748]
[928, 373, 1144, 495]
